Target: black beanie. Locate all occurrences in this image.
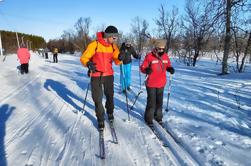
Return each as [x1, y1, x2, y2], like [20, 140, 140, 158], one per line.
[104, 25, 118, 37]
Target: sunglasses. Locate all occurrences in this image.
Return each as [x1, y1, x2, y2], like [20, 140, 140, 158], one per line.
[157, 48, 165, 51]
[111, 36, 118, 40]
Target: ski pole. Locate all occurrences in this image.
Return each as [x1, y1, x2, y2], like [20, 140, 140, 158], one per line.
[130, 90, 143, 111]
[82, 71, 92, 114]
[130, 55, 143, 112]
[165, 74, 173, 112]
[121, 63, 130, 121]
[144, 62, 152, 85]
[138, 56, 142, 90]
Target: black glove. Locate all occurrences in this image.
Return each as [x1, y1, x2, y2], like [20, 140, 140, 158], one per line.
[145, 67, 152, 74]
[118, 53, 125, 61]
[87, 61, 96, 72]
[137, 54, 141, 59]
[166, 67, 175, 74]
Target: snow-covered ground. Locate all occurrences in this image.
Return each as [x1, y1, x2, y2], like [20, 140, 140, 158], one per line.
[0, 52, 250, 166]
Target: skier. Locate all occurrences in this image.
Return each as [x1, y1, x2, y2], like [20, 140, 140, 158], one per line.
[80, 25, 124, 130]
[44, 47, 49, 59]
[119, 40, 140, 93]
[140, 39, 175, 126]
[53, 47, 58, 63]
[17, 43, 31, 74]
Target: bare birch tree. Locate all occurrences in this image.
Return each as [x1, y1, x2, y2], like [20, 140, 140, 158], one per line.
[221, 0, 249, 74]
[131, 16, 149, 53]
[74, 17, 92, 52]
[155, 5, 179, 53]
[182, 0, 222, 66]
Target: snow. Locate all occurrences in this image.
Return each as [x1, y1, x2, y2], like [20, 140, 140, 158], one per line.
[0, 52, 250, 166]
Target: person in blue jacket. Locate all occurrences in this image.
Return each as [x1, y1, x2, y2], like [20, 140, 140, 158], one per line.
[119, 40, 140, 93]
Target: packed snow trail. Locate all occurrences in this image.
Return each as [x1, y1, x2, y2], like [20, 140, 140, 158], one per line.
[1, 53, 250, 166]
[0, 53, 174, 166]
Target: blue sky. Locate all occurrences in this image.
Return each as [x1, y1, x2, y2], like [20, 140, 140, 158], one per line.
[0, 0, 185, 41]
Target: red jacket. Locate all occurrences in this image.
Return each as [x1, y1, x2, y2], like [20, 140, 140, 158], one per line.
[140, 50, 172, 88]
[17, 48, 30, 64]
[80, 32, 121, 77]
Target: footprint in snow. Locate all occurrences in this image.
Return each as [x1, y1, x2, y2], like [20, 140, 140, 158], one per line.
[72, 110, 78, 114]
[21, 150, 27, 155]
[215, 140, 226, 146]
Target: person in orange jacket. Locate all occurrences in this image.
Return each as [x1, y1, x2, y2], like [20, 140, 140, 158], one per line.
[80, 25, 124, 130]
[17, 43, 31, 74]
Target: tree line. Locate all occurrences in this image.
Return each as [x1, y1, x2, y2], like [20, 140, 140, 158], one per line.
[48, 0, 250, 74]
[1, 0, 250, 74]
[0, 30, 46, 53]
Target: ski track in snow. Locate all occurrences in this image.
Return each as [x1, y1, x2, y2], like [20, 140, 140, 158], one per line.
[0, 53, 251, 166]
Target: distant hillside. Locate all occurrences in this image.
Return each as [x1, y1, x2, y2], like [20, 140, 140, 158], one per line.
[0, 30, 46, 53]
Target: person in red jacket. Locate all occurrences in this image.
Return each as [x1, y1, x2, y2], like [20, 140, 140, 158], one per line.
[140, 39, 175, 126]
[80, 25, 124, 131]
[17, 43, 31, 74]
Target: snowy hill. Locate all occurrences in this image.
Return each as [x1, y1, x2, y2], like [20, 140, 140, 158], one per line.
[0, 53, 250, 166]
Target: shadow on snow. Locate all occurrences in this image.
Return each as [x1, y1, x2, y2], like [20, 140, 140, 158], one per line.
[0, 104, 15, 166]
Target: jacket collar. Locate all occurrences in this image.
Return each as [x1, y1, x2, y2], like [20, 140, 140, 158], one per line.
[96, 32, 111, 47]
[152, 48, 167, 59]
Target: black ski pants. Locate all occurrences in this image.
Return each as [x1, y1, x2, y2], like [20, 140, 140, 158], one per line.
[53, 53, 58, 63]
[45, 53, 48, 59]
[91, 75, 114, 123]
[144, 86, 164, 125]
[20, 63, 29, 74]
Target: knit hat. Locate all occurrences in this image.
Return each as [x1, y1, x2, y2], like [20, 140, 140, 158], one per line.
[154, 39, 166, 48]
[20, 42, 26, 48]
[104, 25, 118, 38]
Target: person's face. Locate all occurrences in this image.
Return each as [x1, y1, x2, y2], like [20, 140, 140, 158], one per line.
[125, 43, 131, 47]
[107, 35, 118, 44]
[156, 47, 165, 53]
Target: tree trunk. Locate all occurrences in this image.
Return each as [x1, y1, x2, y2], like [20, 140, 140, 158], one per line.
[222, 0, 231, 74]
[239, 32, 251, 72]
[233, 29, 240, 72]
[166, 32, 172, 53]
[193, 50, 199, 66]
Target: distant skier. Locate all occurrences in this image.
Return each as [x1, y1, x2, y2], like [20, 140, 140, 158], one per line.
[140, 39, 175, 126]
[119, 40, 140, 93]
[53, 47, 58, 63]
[44, 47, 49, 59]
[80, 25, 124, 130]
[17, 43, 31, 74]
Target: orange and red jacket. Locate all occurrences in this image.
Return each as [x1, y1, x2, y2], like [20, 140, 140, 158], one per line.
[80, 32, 121, 77]
[140, 49, 172, 88]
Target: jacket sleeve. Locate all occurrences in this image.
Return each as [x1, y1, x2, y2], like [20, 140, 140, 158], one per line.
[140, 54, 150, 73]
[130, 47, 139, 59]
[112, 44, 122, 65]
[80, 41, 97, 67]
